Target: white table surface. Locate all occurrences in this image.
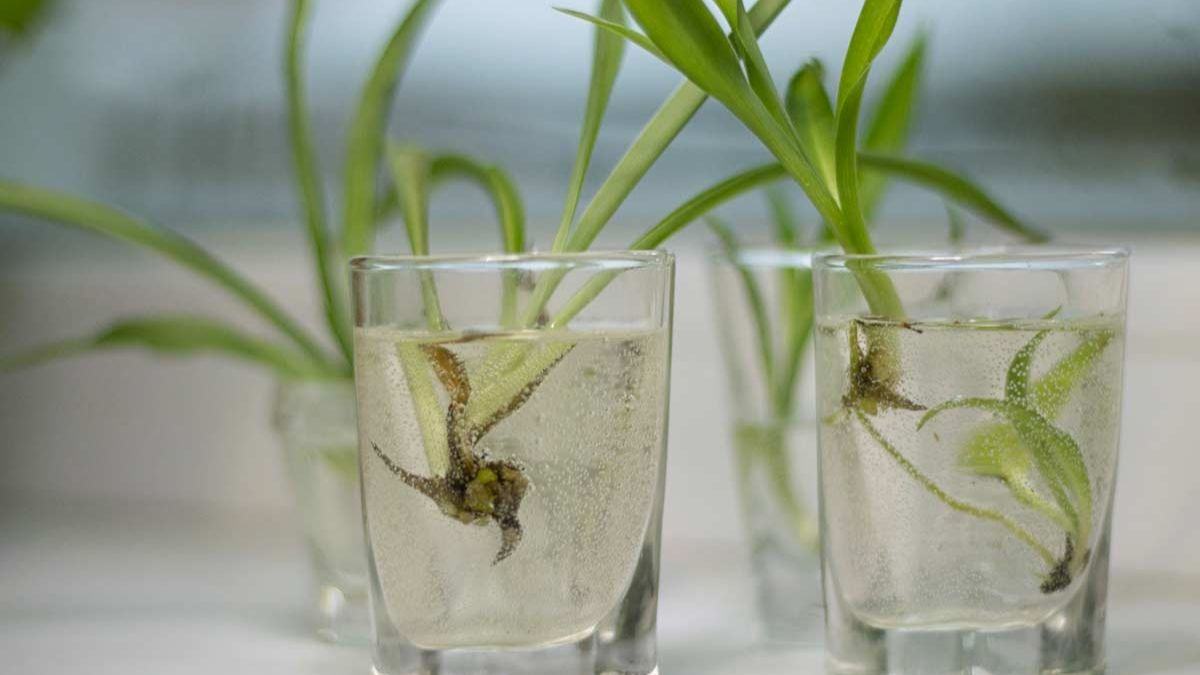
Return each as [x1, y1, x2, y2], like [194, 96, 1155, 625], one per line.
[2, 499, 1198, 675]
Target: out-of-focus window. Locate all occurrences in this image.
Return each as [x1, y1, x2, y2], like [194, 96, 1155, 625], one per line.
[0, 0, 1196, 235]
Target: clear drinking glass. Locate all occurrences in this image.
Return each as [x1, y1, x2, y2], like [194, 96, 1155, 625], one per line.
[273, 377, 368, 643]
[709, 246, 822, 644]
[813, 247, 1128, 675]
[351, 251, 674, 675]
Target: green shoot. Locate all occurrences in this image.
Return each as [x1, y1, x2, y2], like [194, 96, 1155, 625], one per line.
[286, 0, 352, 362]
[915, 326, 1114, 592]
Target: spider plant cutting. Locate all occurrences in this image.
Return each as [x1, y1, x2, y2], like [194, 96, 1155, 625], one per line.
[568, 0, 1116, 599]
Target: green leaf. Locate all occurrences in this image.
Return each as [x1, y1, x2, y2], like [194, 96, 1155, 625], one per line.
[385, 147, 446, 330]
[388, 146, 433, 255]
[561, 0, 791, 254]
[285, 0, 352, 365]
[0, 0, 50, 37]
[919, 397, 1091, 543]
[946, 203, 966, 245]
[718, 0, 794, 132]
[786, 61, 837, 192]
[710, 218, 775, 389]
[622, 0, 756, 115]
[553, 7, 666, 65]
[397, 343, 451, 475]
[428, 154, 525, 325]
[430, 154, 526, 253]
[858, 152, 1050, 243]
[1031, 331, 1114, 418]
[836, 0, 903, 116]
[765, 185, 799, 246]
[551, 1, 629, 252]
[1, 315, 335, 379]
[630, 163, 786, 249]
[859, 32, 927, 220]
[341, 0, 443, 257]
[1005, 329, 1051, 404]
[0, 180, 335, 369]
[834, 0, 902, 256]
[856, 407, 1057, 567]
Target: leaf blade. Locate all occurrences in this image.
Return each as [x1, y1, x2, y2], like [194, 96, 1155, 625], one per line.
[630, 163, 787, 249]
[341, 0, 443, 257]
[858, 152, 1050, 243]
[562, 0, 792, 253]
[430, 154, 526, 253]
[786, 60, 837, 192]
[1, 315, 334, 379]
[285, 0, 352, 364]
[0, 180, 335, 368]
[552, 1, 629, 252]
[859, 32, 927, 220]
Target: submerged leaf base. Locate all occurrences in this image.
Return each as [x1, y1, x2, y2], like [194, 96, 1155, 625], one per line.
[372, 442, 528, 564]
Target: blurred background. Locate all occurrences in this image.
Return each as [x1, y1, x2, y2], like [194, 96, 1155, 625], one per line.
[1, 1, 1198, 672]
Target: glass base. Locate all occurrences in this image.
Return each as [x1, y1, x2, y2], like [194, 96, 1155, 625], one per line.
[371, 631, 658, 675]
[315, 582, 370, 645]
[824, 510, 1111, 675]
[826, 624, 1105, 675]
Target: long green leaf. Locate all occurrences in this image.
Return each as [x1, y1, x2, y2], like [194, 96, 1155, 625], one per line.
[389, 146, 432, 255]
[833, 0, 902, 254]
[1006, 329, 1051, 403]
[553, 8, 666, 64]
[786, 60, 837, 191]
[718, 0, 794, 133]
[0, 0, 50, 37]
[631, 163, 786, 249]
[859, 152, 1050, 243]
[1032, 331, 1114, 417]
[625, 1, 838, 242]
[385, 147, 445, 330]
[562, 0, 791, 254]
[836, 0, 903, 115]
[0, 181, 334, 368]
[1, 315, 335, 379]
[859, 32, 926, 220]
[341, 0, 442, 257]
[622, 0, 755, 114]
[551, 1, 628, 252]
[429, 153, 525, 325]
[765, 185, 799, 246]
[430, 154, 526, 253]
[285, 0, 352, 364]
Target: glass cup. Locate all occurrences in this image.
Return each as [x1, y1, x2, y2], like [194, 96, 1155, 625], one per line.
[273, 377, 368, 643]
[708, 246, 823, 644]
[813, 247, 1128, 675]
[351, 251, 674, 675]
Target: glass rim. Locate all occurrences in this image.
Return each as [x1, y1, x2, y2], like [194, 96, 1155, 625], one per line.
[350, 249, 673, 273]
[815, 244, 1130, 272]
